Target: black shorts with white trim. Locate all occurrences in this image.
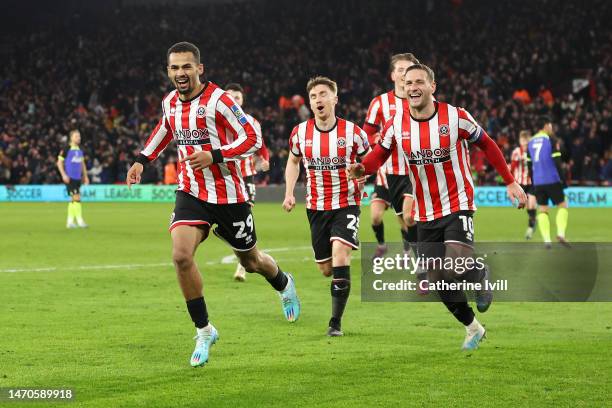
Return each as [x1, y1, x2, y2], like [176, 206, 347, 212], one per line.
[416, 210, 475, 259]
[386, 174, 413, 215]
[170, 191, 257, 251]
[306, 205, 360, 263]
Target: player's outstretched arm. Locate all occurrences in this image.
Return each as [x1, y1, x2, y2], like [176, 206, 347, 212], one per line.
[126, 163, 143, 189]
[347, 144, 391, 180]
[473, 131, 527, 208]
[282, 152, 300, 212]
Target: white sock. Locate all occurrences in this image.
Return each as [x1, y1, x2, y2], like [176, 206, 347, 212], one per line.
[196, 324, 211, 335]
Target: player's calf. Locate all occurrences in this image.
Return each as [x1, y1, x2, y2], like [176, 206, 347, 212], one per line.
[236, 248, 300, 322]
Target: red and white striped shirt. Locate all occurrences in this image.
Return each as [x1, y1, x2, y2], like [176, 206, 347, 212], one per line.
[381, 102, 480, 221]
[140, 82, 261, 204]
[239, 114, 270, 177]
[510, 146, 531, 185]
[365, 90, 409, 175]
[289, 118, 369, 210]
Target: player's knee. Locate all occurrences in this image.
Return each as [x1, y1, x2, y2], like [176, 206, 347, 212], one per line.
[172, 248, 193, 271]
[72, 194, 81, 202]
[318, 262, 332, 277]
[403, 214, 415, 227]
[332, 254, 350, 267]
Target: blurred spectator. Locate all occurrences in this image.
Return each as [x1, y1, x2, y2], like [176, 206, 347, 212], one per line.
[164, 158, 178, 185]
[0, 0, 610, 186]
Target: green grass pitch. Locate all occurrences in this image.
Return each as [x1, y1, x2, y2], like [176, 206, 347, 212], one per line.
[1, 202, 611, 407]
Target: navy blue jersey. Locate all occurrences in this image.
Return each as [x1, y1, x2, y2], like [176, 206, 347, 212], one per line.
[527, 132, 560, 185]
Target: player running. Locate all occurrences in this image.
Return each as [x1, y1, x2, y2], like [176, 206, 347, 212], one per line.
[126, 42, 300, 368]
[363, 53, 420, 258]
[225, 83, 271, 282]
[283, 76, 369, 337]
[56, 129, 89, 228]
[349, 64, 526, 350]
[527, 117, 570, 248]
[510, 130, 537, 239]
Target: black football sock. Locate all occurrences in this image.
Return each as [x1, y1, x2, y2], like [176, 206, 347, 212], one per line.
[266, 265, 289, 291]
[406, 225, 418, 255]
[401, 228, 411, 252]
[330, 266, 351, 328]
[528, 209, 537, 228]
[372, 222, 385, 245]
[437, 289, 474, 326]
[186, 296, 209, 329]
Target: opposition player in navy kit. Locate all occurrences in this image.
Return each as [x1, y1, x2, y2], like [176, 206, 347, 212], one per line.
[125, 42, 300, 367]
[527, 117, 570, 248]
[56, 129, 89, 228]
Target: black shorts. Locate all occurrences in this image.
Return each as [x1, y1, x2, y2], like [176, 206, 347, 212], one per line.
[66, 179, 81, 196]
[417, 210, 474, 259]
[386, 174, 413, 215]
[170, 191, 257, 251]
[371, 184, 391, 207]
[306, 206, 360, 263]
[520, 184, 534, 196]
[244, 175, 256, 204]
[534, 183, 565, 206]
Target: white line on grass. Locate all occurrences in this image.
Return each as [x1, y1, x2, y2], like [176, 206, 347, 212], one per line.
[0, 246, 313, 273]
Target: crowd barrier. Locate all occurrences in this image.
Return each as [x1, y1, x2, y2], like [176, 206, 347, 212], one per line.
[0, 184, 610, 207]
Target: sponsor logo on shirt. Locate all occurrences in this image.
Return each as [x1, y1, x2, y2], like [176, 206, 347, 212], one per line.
[70, 154, 83, 163]
[407, 147, 451, 165]
[173, 128, 210, 145]
[305, 156, 347, 171]
[230, 105, 248, 125]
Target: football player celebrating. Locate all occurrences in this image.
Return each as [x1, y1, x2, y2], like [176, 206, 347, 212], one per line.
[283, 76, 369, 336]
[349, 64, 526, 350]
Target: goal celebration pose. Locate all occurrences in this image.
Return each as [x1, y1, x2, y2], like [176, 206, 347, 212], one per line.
[349, 64, 526, 350]
[283, 76, 369, 336]
[126, 42, 300, 367]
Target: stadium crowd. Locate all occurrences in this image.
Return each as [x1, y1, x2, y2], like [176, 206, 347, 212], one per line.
[1, 0, 610, 186]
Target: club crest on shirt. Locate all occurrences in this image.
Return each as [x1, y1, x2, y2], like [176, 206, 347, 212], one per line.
[196, 106, 206, 118]
[337, 138, 346, 148]
[230, 105, 248, 125]
[170, 107, 176, 115]
[439, 124, 450, 136]
[305, 139, 313, 147]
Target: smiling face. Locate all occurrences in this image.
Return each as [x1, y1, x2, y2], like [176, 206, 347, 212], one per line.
[404, 68, 436, 111]
[309, 84, 338, 122]
[167, 52, 204, 96]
